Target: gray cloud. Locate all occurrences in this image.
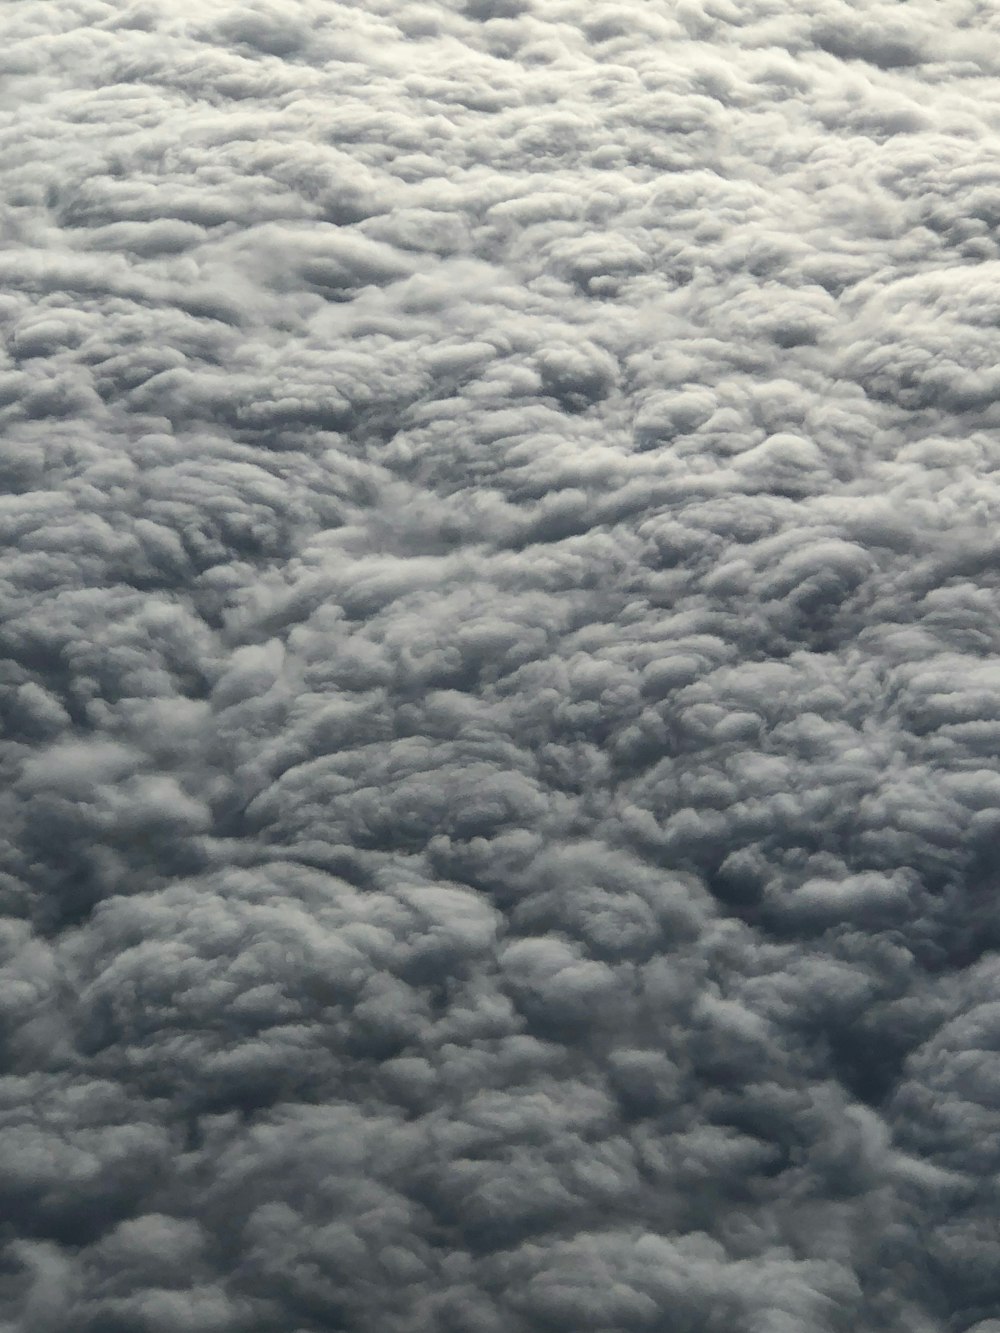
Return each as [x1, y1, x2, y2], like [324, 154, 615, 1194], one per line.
[2, 0, 1000, 1330]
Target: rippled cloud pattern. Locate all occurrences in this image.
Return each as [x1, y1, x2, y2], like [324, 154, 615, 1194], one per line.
[3, 3, 1000, 1331]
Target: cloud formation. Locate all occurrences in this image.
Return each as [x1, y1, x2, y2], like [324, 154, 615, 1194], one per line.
[3, 0, 1000, 1329]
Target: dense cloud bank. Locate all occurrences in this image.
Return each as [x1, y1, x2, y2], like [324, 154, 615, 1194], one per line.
[3, 0, 1000, 1329]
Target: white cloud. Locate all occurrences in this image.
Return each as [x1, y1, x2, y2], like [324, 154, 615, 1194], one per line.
[2, 1, 1000, 1330]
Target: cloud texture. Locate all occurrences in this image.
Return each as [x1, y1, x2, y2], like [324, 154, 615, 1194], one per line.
[3, 0, 1000, 1329]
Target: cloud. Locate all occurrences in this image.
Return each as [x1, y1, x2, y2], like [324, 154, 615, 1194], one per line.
[3, 0, 1000, 1330]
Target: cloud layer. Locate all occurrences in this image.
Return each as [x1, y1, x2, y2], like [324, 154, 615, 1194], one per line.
[3, 1, 1000, 1330]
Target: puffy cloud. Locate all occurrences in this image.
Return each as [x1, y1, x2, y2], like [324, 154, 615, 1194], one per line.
[3, 0, 1000, 1330]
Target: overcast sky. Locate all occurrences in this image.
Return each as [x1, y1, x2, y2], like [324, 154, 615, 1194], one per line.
[3, 1, 1000, 1330]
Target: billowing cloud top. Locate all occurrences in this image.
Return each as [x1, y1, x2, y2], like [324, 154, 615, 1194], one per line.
[2, 1, 1000, 1330]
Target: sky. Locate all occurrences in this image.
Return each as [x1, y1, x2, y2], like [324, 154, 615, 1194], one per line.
[3, 1, 1000, 1330]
